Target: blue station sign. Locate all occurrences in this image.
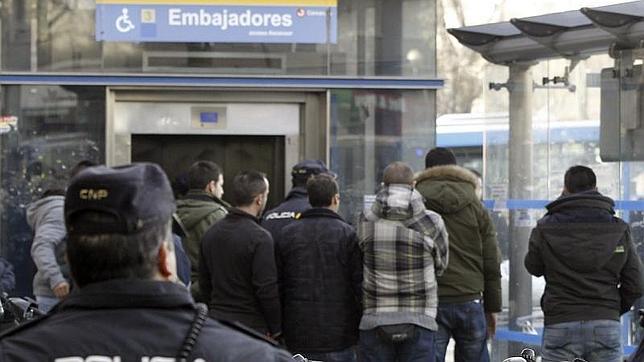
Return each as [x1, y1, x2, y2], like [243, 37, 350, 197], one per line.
[96, 0, 337, 44]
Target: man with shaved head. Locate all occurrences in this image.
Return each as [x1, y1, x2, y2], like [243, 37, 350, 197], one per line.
[358, 161, 449, 362]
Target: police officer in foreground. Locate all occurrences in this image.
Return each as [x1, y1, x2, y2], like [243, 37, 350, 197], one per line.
[262, 160, 335, 240]
[0, 163, 292, 361]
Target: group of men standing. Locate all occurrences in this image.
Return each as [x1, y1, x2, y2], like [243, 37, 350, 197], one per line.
[165, 151, 502, 361]
[178, 147, 643, 362]
[4, 146, 643, 362]
[170, 149, 498, 361]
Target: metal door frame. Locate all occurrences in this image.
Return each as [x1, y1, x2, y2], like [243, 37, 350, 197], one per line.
[106, 87, 328, 196]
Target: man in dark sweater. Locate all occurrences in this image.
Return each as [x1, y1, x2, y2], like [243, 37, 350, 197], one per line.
[276, 174, 362, 361]
[199, 170, 281, 338]
[525, 165, 642, 362]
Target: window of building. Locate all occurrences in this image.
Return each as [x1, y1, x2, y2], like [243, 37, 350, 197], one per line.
[0, 85, 105, 296]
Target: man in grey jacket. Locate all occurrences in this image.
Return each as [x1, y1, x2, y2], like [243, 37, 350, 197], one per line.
[27, 161, 95, 312]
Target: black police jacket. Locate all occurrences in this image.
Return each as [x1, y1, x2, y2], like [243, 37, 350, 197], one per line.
[262, 187, 310, 241]
[276, 208, 363, 353]
[524, 191, 642, 325]
[0, 279, 292, 361]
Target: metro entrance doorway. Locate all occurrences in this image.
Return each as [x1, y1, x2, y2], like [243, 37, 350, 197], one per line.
[131, 134, 285, 208]
[107, 89, 328, 208]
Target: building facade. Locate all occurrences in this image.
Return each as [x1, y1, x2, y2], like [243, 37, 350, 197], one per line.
[0, 0, 440, 295]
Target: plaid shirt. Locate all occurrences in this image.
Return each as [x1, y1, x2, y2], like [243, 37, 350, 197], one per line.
[358, 184, 448, 330]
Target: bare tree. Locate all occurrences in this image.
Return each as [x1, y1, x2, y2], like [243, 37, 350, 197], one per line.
[437, 0, 506, 115]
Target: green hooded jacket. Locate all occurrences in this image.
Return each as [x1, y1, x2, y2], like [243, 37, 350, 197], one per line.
[176, 189, 230, 300]
[415, 165, 502, 313]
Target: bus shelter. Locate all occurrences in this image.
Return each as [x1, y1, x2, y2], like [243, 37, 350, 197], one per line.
[448, 1, 644, 358]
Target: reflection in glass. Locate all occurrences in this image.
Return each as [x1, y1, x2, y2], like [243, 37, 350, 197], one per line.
[0, 85, 105, 296]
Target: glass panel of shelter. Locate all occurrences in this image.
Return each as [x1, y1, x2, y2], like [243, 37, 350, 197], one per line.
[478, 53, 644, 356]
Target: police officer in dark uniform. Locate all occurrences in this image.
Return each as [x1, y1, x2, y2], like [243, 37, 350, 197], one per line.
[0, 163, 292, 361]
[262, 160, 335, 240]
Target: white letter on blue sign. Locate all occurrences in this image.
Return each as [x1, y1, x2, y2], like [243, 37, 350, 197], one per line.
[169, 9, 181, 25]
[282, 14, 292, 27]
[199, 9, 211, 26]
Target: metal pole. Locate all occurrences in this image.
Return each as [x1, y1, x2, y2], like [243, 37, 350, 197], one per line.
[508, 62, 534, 331]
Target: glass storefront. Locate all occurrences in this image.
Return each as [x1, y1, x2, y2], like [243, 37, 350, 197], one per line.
[0, 85, 105, 296]
[1, 0, 436, 77]
[0, 1, 439, 298]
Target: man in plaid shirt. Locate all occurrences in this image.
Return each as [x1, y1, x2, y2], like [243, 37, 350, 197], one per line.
[357, 162, 449, 362]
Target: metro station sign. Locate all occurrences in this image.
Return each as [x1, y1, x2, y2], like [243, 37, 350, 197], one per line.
[95, 0, 337, 44]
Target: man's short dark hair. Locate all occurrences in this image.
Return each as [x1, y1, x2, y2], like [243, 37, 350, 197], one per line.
[307, 174, 338, 208]
[67, 213, 171, 288]
[564, 165, 597, 194]
[292, 174, 310, 188]
[425, 147, 457, 168]
[64, 163, 175, 287]
[383, 162, 414, 185]
[188, 161, 222, 190]
[230, 171, 267, 207]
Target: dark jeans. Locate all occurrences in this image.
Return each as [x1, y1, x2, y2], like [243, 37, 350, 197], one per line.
[541, 320, 621, 362]
[359, 325, 435, 362]
[302, 346, 357, 362]
[435, 300, 489, 362]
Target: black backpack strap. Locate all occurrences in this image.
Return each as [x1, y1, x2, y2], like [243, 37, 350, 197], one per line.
[177, 303, 208, 362]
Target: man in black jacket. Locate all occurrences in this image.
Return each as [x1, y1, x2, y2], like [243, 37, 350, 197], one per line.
[525, 165, 642, 362]
[200, 170, 282, 338]
[276, 174, 362, 361]
[0, 163, 291, 361]
[262, 160, 334, 240]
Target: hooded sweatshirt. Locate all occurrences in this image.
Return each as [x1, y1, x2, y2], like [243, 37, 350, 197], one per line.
[358, 184, 448, 331]
[415, 165, 502, 312]
[26, 195, 69, 298]
[524, 191, 642, 325]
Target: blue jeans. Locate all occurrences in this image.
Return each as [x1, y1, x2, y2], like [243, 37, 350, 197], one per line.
[302, 346, 356, 362]
[435, 300, 489, 362]
[541, 320, 622, 362]
[359, 325, 435, 362]
[35, 296, 59, 314]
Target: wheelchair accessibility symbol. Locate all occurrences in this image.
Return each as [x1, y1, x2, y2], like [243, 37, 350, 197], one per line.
[115, 8, 135, 33]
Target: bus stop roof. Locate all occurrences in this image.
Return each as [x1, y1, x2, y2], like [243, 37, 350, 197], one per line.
[447, 1, 644, 64]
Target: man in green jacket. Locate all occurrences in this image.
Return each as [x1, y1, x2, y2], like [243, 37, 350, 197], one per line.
[176, 160, 231, 301]
[415, 147, 502, 362]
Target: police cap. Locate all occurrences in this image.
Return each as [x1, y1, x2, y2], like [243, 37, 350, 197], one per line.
[291, 160, 336, 178]
[65, 163, 175, 234]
